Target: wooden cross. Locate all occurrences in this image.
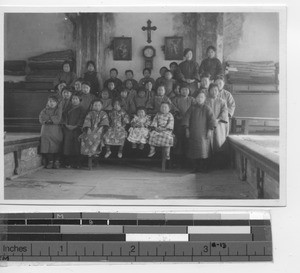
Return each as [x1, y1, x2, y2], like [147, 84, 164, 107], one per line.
[142, 20, 157, 44]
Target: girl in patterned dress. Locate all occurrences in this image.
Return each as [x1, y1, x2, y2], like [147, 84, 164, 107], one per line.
[80, 99, 109, 169]
[103, 100, 130, 158]
[148, 102, 174, 160]
[127, 107, 151, 150]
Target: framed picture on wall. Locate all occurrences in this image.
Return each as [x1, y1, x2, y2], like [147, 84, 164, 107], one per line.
[113, 37, 132, 61]
[165, 36, 183, 60]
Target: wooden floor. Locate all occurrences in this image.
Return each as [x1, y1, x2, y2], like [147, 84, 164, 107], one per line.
[4, 160, 256, 200]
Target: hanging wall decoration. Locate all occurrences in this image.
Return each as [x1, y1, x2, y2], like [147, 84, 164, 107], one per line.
[164, 36, 183, 60]
[113, 37, 132, 61]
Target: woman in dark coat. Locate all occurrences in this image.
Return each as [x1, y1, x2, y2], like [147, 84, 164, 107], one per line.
[83, 61, 101, 96]
[199, 45, 223, 81]
[177, 48, 200, 96]
[63, 92, 86, 168]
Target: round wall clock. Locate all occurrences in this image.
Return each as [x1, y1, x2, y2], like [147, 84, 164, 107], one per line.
[143, 46, 156, 59]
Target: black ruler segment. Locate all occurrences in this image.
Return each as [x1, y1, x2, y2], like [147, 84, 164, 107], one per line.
[0, 213, 272, 262]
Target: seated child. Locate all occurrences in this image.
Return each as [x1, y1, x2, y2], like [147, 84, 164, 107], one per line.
[162, 69, 177, 99]
[119, 88, 131, 114]
[100, 89, 113, 113]
[81, 81, 96, 112]
[148, 102, 174, 160]
[205, 83, 228, 158]
[149, 85, 177, 115]
[104, 68, 123, 91]
[182, 91, 216, 172]
[103, 100, 130, 158]
[139, 68, 155, 88]
[124, 79, 137, 100]
[53, 61, 76, 88]
[129, 88, 151, 115]
[127, 107, 151, 150]
[83, 61, 101, 96]
[73, 78, 83, 92]
[106, 80, 119, 100]
[60, 87, 73, 124]
[39, 95, 63, 169]
[80, 99, 109, 169]
[123, 70, 139, 90]
[172, 86, 195, 164]
[144, 79, 155, 98]
[155, 66, 168, 89]
[62, 92, 86, 168]
[192, 72, 211, 98]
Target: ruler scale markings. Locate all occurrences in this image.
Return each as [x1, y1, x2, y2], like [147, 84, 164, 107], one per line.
[0, 213, 272, 262]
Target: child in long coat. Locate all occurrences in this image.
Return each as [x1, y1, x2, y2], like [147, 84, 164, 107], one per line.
[81, 81, 96, 113]
[62, 92, 86, 168]
[205, 83, 228, 154]
[103, 100, 130, 158]
[148, 102, 174, 160]
[172, 86, 195, 166]
[80, 99, 109, 169]
[39, 95, 63, 169]
[182, 91, 216, 172]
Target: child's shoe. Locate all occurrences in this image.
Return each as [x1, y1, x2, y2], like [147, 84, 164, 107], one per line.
[148, 147, 156, 157]
[105, 150, 112, 158]
[46, 161, 53, 169]
[53, 161, 60, 169]
[117, 152, 123, 158]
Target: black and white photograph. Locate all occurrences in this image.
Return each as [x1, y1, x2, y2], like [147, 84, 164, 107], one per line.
[1, 8, 285, 205]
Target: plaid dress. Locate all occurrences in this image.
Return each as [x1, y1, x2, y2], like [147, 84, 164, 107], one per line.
[79, 110, 109, 156]
[148, 112, 174, 147]
[127, 115, 151, 144]
[103, 109, 130, 146]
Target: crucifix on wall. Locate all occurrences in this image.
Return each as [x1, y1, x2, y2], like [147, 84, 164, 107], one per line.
[142, 20, 157, 43]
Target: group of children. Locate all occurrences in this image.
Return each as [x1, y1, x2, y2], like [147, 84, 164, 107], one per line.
[39, 46, 236, 172]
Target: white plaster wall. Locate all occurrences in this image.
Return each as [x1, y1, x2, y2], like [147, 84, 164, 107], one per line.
[225, 13, 279, 62]
[104, 13, 181, 81]
[4, 13, 74, 60]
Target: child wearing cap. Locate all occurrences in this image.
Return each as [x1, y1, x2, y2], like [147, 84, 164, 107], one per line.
[39, 95, 63, 169]
[62, 92, 86, 168]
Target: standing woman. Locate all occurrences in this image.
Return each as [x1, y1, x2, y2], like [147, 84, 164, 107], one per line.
[176, 48, 200, 96]
[199, 46, 223, 81]
[83, 61, 102, 96]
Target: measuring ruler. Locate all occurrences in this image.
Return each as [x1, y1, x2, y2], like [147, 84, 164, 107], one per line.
[0, 212, 272, 262]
